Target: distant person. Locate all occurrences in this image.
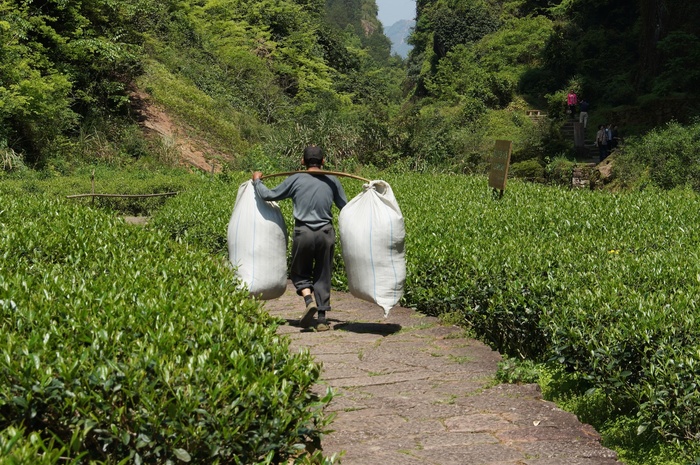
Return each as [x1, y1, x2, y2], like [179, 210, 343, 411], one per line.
[609, 124, 619, 151]
[579, 100, 589, 128]
[595, 124, 608, 162]
[605, 124, 613, 152]
[567, 90, 578, 118]
[252, 145, 348, 332]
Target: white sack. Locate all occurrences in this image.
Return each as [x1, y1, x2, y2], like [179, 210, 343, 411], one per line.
[339, 180, 405, 317]
[227, 180, 288, 300]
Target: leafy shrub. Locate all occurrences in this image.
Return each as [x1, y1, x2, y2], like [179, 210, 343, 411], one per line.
[14, 169, 700, 455]
[387, 173, 700, 446]
[0, 192, 332, 464]
[613, 120, 700, 191]
[545, 156, 576, 186]
[496, 357, 541, 384]
[0, 427, 75, 465]
[149, 176, 248, 255]
[0, 141, 26, 173]
[508, 159, 545, 182]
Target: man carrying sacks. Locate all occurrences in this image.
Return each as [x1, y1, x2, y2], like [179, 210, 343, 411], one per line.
[252, 146, 348, 331]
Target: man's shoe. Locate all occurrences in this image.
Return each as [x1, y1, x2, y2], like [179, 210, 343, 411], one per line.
[315, 322, 330, 332]
[299, 302, 318, 328]
[315, 311, 330, 332]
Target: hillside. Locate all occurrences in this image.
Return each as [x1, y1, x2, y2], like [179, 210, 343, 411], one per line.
[1, 0, 699, 183]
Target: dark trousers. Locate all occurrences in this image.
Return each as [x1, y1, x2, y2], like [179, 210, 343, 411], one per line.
[599, 144, 608, 162]
[290, 224, 336, 311]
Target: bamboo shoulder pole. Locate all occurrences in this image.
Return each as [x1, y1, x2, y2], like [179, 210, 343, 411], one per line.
[260, 170, 370, 183]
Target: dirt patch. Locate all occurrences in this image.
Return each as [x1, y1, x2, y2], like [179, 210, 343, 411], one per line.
[122, 216, 149, 226]
[130, 90, 229, 173]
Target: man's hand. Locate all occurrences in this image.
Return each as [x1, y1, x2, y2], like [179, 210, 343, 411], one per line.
[252, 171, 263, 181]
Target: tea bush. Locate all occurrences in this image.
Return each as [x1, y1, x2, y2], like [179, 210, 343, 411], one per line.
[0, 165, 202, 216]
[0, 192, 332, 464]
[394, 175, 700, 446]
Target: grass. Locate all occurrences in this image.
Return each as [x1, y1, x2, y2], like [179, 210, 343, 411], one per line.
[537, 366, 699, 465]
[448, 355, 473, 364]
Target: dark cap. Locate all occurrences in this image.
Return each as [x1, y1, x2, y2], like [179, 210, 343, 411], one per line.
[303, 145, 324, 165]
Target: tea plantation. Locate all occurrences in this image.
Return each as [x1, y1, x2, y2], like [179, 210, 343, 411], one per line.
[0, 177, 332, 464]
[3, 171, 700, 462]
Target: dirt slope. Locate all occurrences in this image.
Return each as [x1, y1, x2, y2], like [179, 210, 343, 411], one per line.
[130, 90, 228, 173]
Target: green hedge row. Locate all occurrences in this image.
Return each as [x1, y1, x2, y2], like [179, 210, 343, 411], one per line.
[393, 174, 700, 444]
[0, 192, 331, 464]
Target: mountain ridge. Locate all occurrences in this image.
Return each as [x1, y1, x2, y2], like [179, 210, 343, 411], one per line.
[385, 19, 414, 58]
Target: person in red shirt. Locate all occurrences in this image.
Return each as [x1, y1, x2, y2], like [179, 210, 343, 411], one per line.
[567, 90, 578, 118]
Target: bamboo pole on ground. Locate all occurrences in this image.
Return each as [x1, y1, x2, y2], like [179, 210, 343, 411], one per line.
[67, 192, 179, 199]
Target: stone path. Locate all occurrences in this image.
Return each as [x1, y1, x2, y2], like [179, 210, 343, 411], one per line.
[264, 282, 623, 465]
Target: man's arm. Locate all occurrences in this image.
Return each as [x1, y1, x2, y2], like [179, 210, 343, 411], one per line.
[252, 172, 294, 201]
[333, 179, 348, 210]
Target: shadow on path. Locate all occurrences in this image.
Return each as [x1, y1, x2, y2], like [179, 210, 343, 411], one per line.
[333, 322, 402, 335]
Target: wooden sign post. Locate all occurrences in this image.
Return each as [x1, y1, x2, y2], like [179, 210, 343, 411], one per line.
[488, 140, 513, 197]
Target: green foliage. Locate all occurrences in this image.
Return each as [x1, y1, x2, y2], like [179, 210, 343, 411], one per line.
[544, 155, 576, 186]
[137, 59, 256, 156]
[0, 165, 202, 215]
[654, 32, 700, 95]
[508, 159, 544, 182]
[325, 0, 390, 64]
[429, 0, 499, 58]
[9, 167, 700, 460]
[149, 169, 700, 452]
[0, 426, 79, 465]
[148, 178, 244, 255]
[381, 173, 700, 451]
[540, 367, 694, 465]
[495, 357, 541, 384]
[1, 0, 404, 172]
[0, 0, 148, 166]
[0, 141, 26, 174]
[0, 190, 333, 464]
[402, 4, 558, 170]
[395, 103, 488, 173]
[613, 120, 700, 191]
[482, 103, 548, 163]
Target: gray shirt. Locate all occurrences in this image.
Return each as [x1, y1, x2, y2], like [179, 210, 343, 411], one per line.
[253, 173, 348, 230]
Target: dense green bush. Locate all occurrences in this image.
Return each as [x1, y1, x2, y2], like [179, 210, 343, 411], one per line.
[508, 159, 545, 182]
[148, 175, 247, 255]
[388, 174, 700, 447]
[545, 156, 576, 186]
[0, 427, 76, 465]
[613, 120, 700, 191]
[0, 192, 332, 464]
